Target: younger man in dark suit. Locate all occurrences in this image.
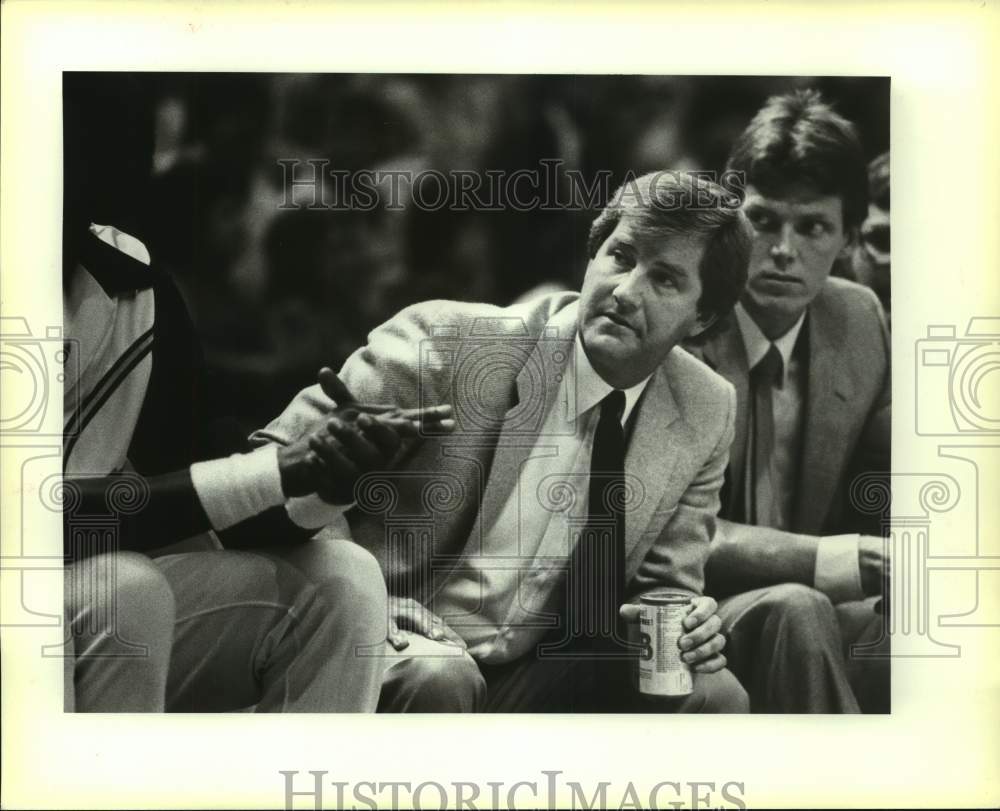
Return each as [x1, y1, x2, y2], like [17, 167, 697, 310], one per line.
[687, 90, 891, 712]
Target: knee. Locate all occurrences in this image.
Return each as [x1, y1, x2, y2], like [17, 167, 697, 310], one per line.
[306, 541, 389, 627]
[252, 545, 389, 653]
[759, 583, 843, 654]
[217, 546, 386, 623]
[385, 645, 486, 712]
[116, 553, 175, 638]
[109, 552, 173, 616]
[764, 583, 836, 621]
[412, 650, 485, 703]
[68, 552, 175, 645]
[693, 668, 749, 713]
[315, 541, 386, 600]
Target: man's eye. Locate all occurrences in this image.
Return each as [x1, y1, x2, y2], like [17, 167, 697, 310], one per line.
[747, 210, 776, 231]
[798, 220, 828, 237]
[610, 248, 632, 266]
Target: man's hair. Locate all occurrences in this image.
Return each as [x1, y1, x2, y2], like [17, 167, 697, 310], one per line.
[586, 171, 752, 331]
[726, 89, 869, 231]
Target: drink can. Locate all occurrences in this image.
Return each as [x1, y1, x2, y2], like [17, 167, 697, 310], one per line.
[637, 590, 693, 697]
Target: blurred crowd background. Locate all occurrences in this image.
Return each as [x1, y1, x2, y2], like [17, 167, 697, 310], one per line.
[107, 74, 889, 430]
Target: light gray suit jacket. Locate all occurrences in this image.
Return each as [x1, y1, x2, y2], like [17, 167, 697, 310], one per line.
[257, 293, 736, 605]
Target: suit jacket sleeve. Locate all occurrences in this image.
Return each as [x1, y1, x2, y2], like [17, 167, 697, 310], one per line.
[251, 295, 575, 447]
[629, 383, 736, 599]
[855, 289, 892, 480]
[250, 301, 448, 447]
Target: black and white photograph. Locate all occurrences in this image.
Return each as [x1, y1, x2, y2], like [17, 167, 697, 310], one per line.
[2, 2, 997, 809]
[59, 71, 891, 715]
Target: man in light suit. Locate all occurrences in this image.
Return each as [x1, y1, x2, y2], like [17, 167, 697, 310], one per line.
[687, 90, 891, 713]
[255, 172, 754, 712]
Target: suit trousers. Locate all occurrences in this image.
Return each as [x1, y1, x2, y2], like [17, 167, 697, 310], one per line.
[837, 596, 890, 713]
[717, 583, 888, 713]
[64, 544, 387, 712]
[376, 632, 749, 713]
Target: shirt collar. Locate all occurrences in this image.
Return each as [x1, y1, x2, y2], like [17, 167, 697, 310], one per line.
[78, 223, 153, 296]
[734, 303, 805, 385]
[569, 332, 651, 426]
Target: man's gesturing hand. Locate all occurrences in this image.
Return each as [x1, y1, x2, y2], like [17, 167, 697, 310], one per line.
[620, 594, 727, 673]
[386, 596, 467, 651]
[317, 367, 455, 435]
[277, 368, 455, 503]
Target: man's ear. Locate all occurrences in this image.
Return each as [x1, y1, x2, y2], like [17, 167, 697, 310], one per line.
[686, 312, 719, 340]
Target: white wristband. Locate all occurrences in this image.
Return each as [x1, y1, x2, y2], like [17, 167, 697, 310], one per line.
[814, 533, 864, 604]
[286, 494, 354, 530]
[189, 445, 285, 531]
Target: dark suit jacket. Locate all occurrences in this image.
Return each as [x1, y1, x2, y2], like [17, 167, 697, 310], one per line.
[256, 293, 737, 606]
[686, 276, 891, 539]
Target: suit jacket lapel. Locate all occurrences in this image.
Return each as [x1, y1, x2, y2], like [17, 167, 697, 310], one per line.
[794, 302, 855, 532]
[469, 304, 577, 541]
[699, 319, 751, 513]
[623, 366, 683, 577]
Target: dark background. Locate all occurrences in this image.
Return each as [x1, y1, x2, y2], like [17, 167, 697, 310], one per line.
[69, 73, 889, 430]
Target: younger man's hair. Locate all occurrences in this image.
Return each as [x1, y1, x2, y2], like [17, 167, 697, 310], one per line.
[726, 89, 869, 231]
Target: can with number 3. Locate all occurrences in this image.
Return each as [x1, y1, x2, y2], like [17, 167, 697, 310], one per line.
[637, 590, 694, 697]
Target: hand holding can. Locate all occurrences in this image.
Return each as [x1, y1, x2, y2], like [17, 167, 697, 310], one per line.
[637, 590, 694, 697]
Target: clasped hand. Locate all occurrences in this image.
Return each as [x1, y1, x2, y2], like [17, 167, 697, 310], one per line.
[278, 367, 455, 504]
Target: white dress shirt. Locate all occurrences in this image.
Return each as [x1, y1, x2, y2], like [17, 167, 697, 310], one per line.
[733, 303, 864, 604]
[433, 331, 651, 663]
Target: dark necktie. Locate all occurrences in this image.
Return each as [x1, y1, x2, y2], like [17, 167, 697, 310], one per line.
[746, 344, 784, 527]
[574, 389, 627, 652]
[537, 391, 640, 715]
[534, 390, 640, 709]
